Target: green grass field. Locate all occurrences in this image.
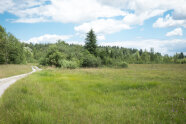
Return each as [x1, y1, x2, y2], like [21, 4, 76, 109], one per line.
[0, 64, 32, 78]
[0, 64, 185, 124]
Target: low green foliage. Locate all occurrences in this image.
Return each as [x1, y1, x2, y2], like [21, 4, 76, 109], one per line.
[82, 52, 101, 67]
[43, 46, 63, 67]
[60, 60, 78, 69]
[0, 64, 185, 124]
[176, 58, 186, 64]
[117, 62, 128, 68]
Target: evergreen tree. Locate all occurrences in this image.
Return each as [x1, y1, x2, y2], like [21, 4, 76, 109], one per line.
[150, 48, 155, 62]
[139, 49, 143, 56]
[179, 52, 184, 59]
[84, 29, 97, 56]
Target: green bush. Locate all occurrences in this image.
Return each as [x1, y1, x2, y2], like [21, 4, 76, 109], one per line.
[0, 53, 5, 64]
[177, 58, 186, 64]
[115, 61, 128, 68]
[119, 62, 128, 68]
[39, 57, 47, 66]
[101, 57, 114, 65]
[82, 53, 101, 67]
[60, 60, 78, 69]
[40, 46, 64, 67]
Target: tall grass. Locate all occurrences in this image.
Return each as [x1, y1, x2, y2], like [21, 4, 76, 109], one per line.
[0, 64, 32, 78]
[0, 64, 185, 123]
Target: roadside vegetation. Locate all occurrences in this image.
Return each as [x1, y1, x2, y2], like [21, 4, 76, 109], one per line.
[0, 64, 32, 78]
[0, 64, 185, 124]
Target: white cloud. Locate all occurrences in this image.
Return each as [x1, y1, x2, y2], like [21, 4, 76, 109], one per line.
[99, 39, 186, 55]
[12, 17, 48, 23]
[1, 0, 186, 26]
[123, 9, 165, 25]
[75, 19, 131, 34]
[153, 14, 186, 28]
[99, 0, 186, 18]
[97, 35, 105, 41]
[166, 28, 183, 37]
[47, 0, 126, 23]
[0, 0, 14, 13]
[1, 0, 186, 33]
[0, 0, 48, 14]
[100, 0, 186, 28]
[25, 34, 72, 44]
[2, 0, 126, 23]
[74, 8, 164, 38]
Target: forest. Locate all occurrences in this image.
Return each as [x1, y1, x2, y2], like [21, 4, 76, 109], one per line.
[0, 25, 186, 68]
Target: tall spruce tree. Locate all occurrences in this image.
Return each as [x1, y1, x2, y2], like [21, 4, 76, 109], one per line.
[84, 29, 97, 56]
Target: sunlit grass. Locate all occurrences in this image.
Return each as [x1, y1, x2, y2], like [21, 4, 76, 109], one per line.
[0, 64, 32, 78]
[0, 64, 185, 123]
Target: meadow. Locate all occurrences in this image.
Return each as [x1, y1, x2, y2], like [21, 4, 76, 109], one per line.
[0, 64, 185, 124]
[0, 64, 32, 78]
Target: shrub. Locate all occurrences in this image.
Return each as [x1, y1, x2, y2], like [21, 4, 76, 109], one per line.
[177, 58, 186, 64]
[114, 61, 128, 68]
[101, 57, 114, 65]
[82, 53, 101, 67]
[60, 60, 78, 69]
[0, 53, 5, 64]
[47, 51, 62, 67]
[40, 46, 64, 67]
[39, 57, 47, 66]
[119, 62, 128, 68]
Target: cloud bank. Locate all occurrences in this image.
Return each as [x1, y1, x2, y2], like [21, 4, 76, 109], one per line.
[26, 34, 72, 44]
[1, 0, 186, 34]
[166, 28, 183, 37]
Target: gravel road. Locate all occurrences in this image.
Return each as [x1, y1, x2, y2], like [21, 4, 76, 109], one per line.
[0, 66, 41, 97]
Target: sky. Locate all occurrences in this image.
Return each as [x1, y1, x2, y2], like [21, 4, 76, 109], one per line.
[0, 0, 186, 55]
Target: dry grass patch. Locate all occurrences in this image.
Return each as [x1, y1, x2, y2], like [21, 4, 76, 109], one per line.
[0, 64, 32, 78]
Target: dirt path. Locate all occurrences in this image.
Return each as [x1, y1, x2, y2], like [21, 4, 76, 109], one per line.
[0, 66, 41, 97]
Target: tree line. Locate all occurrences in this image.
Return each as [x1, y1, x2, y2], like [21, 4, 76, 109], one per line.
[0, 25, 186, 68]
[0, 25, 25, 64]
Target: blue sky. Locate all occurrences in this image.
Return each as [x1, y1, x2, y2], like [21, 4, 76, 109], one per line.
[0, 0, 186, 55]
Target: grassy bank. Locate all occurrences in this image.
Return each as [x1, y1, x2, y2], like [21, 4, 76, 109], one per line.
[0, 64, 32, 78]
[0, 64, 185, 123]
